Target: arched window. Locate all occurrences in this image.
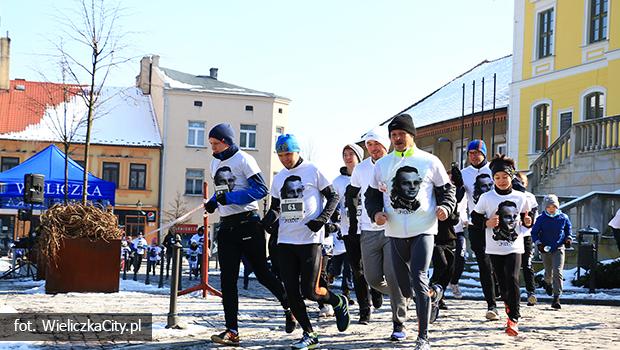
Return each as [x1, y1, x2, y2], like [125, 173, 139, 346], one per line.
[584, 92, 605, 120]
[534, 103, 551, 152]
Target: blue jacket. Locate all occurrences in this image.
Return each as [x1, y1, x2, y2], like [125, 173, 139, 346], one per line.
[531, 211, 573, 252]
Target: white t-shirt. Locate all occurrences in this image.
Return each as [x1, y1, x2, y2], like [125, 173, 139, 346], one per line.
[272, 161, 331, 245]
[609, 208, 620, 229]
[147, 246, 162, 262]
[132, 237, 148, 255]
[210, 150, 262, 217]
[474, 189, 530, 255]
[350, 158, 385, 231]
[453, 194, 469, 233]
[333, 173, 355, 236]
[333, 236, 346, 256]
[190, 233, 205, 254]
[370, 147, 451, 238]
[520, 191, 538, 237]
[462, 163, 493, 217]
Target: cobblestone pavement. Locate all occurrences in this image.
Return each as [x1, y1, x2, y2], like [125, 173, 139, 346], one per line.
[1, 272, 620, 350]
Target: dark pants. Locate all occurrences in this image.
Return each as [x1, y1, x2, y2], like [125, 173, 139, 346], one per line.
[330, 252, 354, 292]
[241, 255, 253, 289]
[521, 236, 535, 293]
[469, 226, 497, 309]
[217, 213, 288, 331]
[451, 232, 466, 285]
[490, 253, 521, 321]
[317, 254, 331, 309]
[133, 254, 143, 273]
[279, 243, 340, 334]
[146, 259, 157, 276]
[342, 234, 371, 312]
[613, 228, 620, 252]
[165, 251, 173, 278]
[431, 243, 455, 291]
[268, 233, 281, 279]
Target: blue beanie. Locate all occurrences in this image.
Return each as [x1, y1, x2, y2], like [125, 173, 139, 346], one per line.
[275, 134, 301, 153]
[467, 139, 487, 157]
[208, 123, 235, 146]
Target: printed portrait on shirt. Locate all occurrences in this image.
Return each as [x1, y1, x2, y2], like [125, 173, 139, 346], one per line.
[473, 173, 493, 204]
[214, 166, 236, 192]
[281, 175, 305, 199]
[390, 166, 421, 212]
[492, 200, 519, 242]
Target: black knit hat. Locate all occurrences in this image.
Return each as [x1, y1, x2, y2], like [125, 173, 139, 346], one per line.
[388, 114, 416, 136]
[489, 154, 516, 177]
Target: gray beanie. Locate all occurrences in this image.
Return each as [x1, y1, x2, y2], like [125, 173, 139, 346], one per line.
[542, 194, 560, 209]
[343, 143, 364, 162]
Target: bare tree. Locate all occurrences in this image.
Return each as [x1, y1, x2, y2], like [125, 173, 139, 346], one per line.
[54, 0, 131, 203]
[163, 192, 191, 225]
[301, 139, 319, 162]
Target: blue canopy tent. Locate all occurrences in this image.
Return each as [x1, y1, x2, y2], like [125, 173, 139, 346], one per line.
[0, 144, 115, 209]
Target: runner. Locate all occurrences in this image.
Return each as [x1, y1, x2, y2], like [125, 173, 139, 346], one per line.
[365, 114, 456, 350]
[345, 128, 409, 337]
[461, 140, 499, 320]
[263, 134, 350, 349]
[513, 172, 539, 306]
[471, 154, 532, 336]
[204, 123, 294, 347]
[448, 164, 468, 299]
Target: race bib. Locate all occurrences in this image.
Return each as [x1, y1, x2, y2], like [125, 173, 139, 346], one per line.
[281, 198, 304, 220]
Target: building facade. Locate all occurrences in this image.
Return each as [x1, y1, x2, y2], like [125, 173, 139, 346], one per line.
[509, 0, 619, 170]
[136, 56, 289, 233]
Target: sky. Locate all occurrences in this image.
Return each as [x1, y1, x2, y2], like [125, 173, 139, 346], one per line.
[1, 0, 514, 179]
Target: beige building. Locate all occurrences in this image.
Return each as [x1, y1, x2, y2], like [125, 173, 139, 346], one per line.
[136, 56, 290, 233]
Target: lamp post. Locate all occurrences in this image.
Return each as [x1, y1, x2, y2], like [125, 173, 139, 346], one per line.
[136, 200, 145, 237]
[437, 137, 454, 164]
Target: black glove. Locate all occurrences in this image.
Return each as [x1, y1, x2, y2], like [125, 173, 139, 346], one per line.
[204, 200, 217, 214]
[306, 219, 325, 232]
[324, 223, 340, 234]
[216, 192, 227, 205]
[564, 238, 572, 248]
[451, 163, 464, 188]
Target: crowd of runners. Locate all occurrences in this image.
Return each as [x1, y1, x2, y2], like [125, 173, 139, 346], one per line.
[202, 114, 574, 350]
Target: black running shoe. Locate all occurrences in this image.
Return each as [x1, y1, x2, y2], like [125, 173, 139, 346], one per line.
[333, 294, 351, 332]
[358, 308, 371, 325]
[370, 288, 383, 309]
[429, 284, 443, 324]
[285, 309, 297, 333]
[211, 329, 240, 347]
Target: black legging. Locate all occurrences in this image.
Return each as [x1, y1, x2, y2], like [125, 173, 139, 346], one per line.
[490, 253, 522, 321]
[450, 232, 466, 284]
[521, 236, 535, 293]
[342, 234, 371, 312]
[279, 243, 340, 334]
[468, 225, 497, 309]
[613, 228, 620, 252]
[217, 213, 289, 331]
[431, 243, 455, 291]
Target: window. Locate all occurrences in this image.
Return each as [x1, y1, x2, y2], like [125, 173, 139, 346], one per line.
[538, 8, 554, 59]
[245, 105, 254, 111]
[0, 157, 19, 172]
[187, 121, 206, 147]
[454, 141, 468, 168]
[534, 104, 551, 152]
[584, 92, 605, 120]
[102, 162, 120, 188]
[193, 100, 203, 107]
[589, 0, 608, 43]
[496, 143, 507, 156]
[559, 112, 573, 135]
[240, 124, 257, 149]
[75, 160, 85, 168]
[278, 108, 283, 114]
[129, 163, 147, 190]
[185, 169, 204, 195]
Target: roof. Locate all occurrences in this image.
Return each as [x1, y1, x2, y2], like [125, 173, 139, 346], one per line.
[158, 67, 289, 101]
[0, 82, 162, 147]
[364, 55, 511, 137]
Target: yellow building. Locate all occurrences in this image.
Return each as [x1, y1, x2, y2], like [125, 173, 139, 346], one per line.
[509, 0, 619, 175]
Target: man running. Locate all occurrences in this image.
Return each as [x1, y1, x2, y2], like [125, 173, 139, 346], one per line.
[365, 114, 456, 350]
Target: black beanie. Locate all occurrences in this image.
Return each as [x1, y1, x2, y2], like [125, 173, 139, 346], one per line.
[208, 123, 236, 146]
[388, 114, 416, 136]
[489, 154, 516, 177]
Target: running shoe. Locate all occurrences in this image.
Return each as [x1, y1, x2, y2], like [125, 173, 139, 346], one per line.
[291, 332, 319, 349]
[551, 295, 561, 309]
[358, 308, 371, 325]
[211, 329, 240, 347]
[449, 283, 463, 299]
[413, 337, 431, 350]
[486, 307, 500, 321]
[429, 284, 443, 324]
[285, 309, 297, 333]
[526, 292, 537, 306]
[333, 294, 351, 332]
[390, 322, 406, 341]
[318, 304, 334, 318]
[505, 318, 519, 336]
[371, 288, 383, 309]
[438, 299, 448, 310]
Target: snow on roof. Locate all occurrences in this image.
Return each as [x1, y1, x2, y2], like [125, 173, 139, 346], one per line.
[0, 87, 162, 147]
[158, 67, 290, 100]
[365, 55, 512, 137]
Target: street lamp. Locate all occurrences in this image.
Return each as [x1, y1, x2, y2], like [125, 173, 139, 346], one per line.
[437, 137, 453, 150]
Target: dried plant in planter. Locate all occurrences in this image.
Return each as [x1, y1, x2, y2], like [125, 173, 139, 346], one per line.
[37, 203, 122, 266]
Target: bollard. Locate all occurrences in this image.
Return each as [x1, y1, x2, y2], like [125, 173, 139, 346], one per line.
[158, 245, 165, 288]
[145, 259, 151, 285]
[122, 250, 127, 280]
[166, 234, 184, 329]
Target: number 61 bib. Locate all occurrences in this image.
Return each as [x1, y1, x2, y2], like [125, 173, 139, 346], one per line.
[281, 198, 304, 221]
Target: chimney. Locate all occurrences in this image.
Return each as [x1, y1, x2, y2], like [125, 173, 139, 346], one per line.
[137, 55, 159, 95]
[209, 67, 218, 80]
[0, 36, 10, 91]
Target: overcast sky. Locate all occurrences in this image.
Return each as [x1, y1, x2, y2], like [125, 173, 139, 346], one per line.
[2, 0, 514, 179]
